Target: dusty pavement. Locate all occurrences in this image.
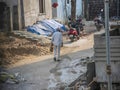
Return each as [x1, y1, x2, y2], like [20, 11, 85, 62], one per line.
[0, 21, 98, 90]
[0, 35, 94, 90]
[0, 48, 94, 90]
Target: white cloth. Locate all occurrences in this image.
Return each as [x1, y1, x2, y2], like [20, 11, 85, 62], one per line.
[51, 31, 63, 60]
[51, 31, 63, 46]
[53, 45, 60, 60]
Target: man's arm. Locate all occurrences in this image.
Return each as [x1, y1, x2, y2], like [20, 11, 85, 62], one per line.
[61, 33, 63, 47]
[51, 33, 54, 43]
[50, 34, 54, 52]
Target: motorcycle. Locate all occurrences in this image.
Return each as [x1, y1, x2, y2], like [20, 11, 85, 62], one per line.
[94, 16, 104, 31]
[68, 28, 79, 42]
[76, 21, 85, 37]
[67, 16, 85, 40]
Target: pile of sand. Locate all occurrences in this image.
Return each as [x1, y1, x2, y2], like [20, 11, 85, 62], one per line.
[0, 33, 51, 66]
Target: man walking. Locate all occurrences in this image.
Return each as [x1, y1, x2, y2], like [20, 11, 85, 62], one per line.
[51, 28, 63, 61]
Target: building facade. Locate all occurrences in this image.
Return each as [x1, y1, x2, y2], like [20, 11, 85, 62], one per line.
[83, 0, 120, 20]
[0, 0, 52, 31]
[52, 0, 82, 24]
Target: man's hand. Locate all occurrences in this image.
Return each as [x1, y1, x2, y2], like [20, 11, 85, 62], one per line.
[61, 42, 63, 47]
[50, 43, 53, 52]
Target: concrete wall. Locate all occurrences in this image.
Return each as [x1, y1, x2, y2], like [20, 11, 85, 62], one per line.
[0, 0, 18, 31]
[94, 29, 120, 83]
[52, 0, 82, 24]
[45, 0, 52, 19]
[52, 0, 57, 18]
[23, 0, 52, 26]
[0, 0, 18, 6]
[0, 0, 52, 30]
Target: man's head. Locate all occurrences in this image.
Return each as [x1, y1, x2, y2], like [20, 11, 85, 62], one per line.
[56, 28, 61, 32]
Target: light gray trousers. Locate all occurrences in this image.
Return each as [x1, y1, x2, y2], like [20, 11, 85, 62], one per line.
[53, 45, 61, 60]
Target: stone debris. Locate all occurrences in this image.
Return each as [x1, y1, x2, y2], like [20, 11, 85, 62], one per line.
[80, 56, 94, 65]
[0, 72, 26, 84]
[0, 32, 52, 66]
[79, 86, 90, 90]
[48, 58, 87, 89]
[12, 31, 51, 45]
[48, 56, 94, 90]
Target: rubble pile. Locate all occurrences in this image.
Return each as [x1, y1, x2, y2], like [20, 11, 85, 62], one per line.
[0, 71, 25, 84]
[0, 32, 51, 66]
[48, 56, 93, 90]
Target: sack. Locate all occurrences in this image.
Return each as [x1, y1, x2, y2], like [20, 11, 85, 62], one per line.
[50, 43, 53, 52]
[50, 46, 53, 52]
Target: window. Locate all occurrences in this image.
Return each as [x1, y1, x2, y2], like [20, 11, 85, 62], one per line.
[39, 0, 45, 13]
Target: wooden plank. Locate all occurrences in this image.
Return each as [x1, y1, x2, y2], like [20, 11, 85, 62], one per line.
[95, 49, 120, 53]
[94, 53, 120, 57]
[94, 36, 120, 45]
[94, 45, 120, 48]
[94, 41, 120, 45]
[94, 57, 120, 61]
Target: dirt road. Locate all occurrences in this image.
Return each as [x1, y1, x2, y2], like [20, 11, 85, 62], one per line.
[0, 22, 97, 90]
[6, 32, 94, 68]
[1, 48, 93, 90]
[0, 33, 94, 90]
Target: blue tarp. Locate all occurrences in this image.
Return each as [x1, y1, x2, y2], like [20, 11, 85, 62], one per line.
[27, 25, 51, 35]
[50, 19, 66, 31]
[38, 21, 56, 33]
[27, 19, 66, 36]
[41, 19, 66, 32]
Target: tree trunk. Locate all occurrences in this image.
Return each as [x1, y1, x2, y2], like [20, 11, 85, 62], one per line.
[71, 0, 76, 22]
[64, 0, 68, 24]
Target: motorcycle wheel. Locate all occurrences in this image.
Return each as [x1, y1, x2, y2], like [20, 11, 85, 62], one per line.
[70, 38, 74, 42]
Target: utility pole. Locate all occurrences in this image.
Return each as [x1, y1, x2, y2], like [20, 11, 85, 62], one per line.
[82, 0, 84, 18]
[71, 0, 76, 22]
[104, 0, 112, 90]
[64, 0, 68, 24]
